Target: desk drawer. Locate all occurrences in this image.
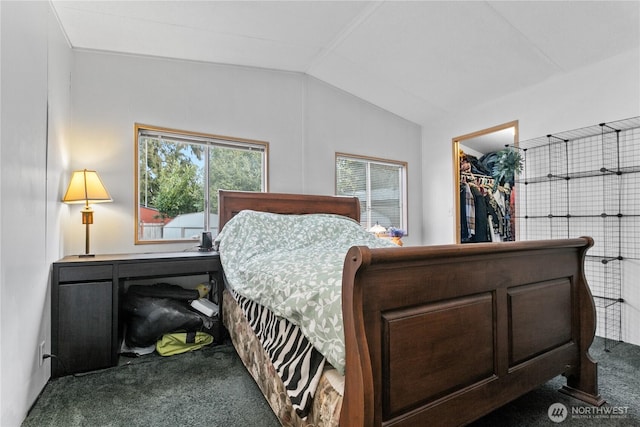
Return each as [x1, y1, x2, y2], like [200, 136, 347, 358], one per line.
[118, 258, 219, 278]
[58, 265, 113, 282]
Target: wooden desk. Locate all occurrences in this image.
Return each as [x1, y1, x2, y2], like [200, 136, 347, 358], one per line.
[51, 251, 222, 377]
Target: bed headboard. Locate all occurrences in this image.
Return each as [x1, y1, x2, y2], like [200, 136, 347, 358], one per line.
[218, 190, 361, 232]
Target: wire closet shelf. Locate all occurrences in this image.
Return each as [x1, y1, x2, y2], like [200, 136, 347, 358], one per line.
[514, 116, 640, 351]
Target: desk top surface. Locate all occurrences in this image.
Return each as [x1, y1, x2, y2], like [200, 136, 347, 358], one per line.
[55, 250, 220, 265]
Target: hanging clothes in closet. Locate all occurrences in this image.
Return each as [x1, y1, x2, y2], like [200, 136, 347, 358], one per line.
[460, 152, 514, 243]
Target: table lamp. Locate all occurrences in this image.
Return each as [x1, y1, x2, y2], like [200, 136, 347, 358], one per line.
[62, 169, 112, 257]
[368, 222, 387, 237]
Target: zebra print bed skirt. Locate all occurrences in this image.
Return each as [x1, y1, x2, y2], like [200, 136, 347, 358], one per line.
[223, 289, 343, 426]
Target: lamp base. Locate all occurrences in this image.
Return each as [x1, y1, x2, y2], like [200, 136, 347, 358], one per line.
[78, 253, 96, 258]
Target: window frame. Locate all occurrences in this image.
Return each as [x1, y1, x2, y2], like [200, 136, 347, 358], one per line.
[335, 152, 408, 235]
[134, 123, 269, 244]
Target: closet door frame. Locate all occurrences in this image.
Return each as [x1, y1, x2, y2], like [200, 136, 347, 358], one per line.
[452, 120, 519, 243]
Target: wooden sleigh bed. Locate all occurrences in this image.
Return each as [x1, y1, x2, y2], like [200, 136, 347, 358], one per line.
[217, 190, 604, 426]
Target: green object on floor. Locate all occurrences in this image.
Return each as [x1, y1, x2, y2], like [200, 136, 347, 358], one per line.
[156, 331, 214, 356]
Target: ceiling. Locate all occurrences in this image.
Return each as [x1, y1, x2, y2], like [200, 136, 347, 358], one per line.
[459, 127, 516, 155]
[51, 1, 639, 126]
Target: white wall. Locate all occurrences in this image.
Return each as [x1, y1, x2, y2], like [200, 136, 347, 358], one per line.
[0, 2, 70, 426]
[421, 48, 640, 345]
[67, 52, 422, 254]
[304, 77, 422, 245]
[68, 52, 306, 254]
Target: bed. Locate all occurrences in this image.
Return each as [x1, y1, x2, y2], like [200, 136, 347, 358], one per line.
[216, 190, 604, 426]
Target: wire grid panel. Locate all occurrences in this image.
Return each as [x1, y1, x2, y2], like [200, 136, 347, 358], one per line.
[522, 145, 550, 181]
[568, 176, 621, 216]
[547, 140, 569, 178]
[517, 217, 570, 241]
[521, 182, 550, 217]
[549, 217, 570, 240]
[618, 127, 640, 260]
[619, 126, 640, 170]
[620, 217, 640, 260]
[621, 173, 640, 216]
[601, 130, 622, 172]
[568, 134, 602, 175]
[517, 217, 549, 241]
[567, 131, 622, 174]
[584, 257, 622, 301]
[595, 304, 623, 344]
[517, 118, 640, 347]
[549, 180, 569, 217]
[569, 217, 619, 258]
[586, 258, 623, 343]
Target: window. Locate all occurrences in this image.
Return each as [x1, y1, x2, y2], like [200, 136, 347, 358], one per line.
[135, 124, 268, 243]
[335, 153, 407, 233]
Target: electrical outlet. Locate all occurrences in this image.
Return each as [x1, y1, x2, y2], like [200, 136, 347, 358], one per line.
[38, 341, 46, 366]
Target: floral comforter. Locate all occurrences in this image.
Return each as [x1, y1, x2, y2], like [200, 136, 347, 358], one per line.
[215, 210, 396, 374]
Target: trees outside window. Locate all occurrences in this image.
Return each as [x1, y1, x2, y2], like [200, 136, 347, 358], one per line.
[136, 124, 268, 243]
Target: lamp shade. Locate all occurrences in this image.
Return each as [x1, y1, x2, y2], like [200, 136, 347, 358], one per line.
[62, 169, 112, 204]
[368, 222, 386, 234]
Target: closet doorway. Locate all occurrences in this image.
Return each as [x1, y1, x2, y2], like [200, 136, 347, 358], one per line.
[453, 120, 519, 243]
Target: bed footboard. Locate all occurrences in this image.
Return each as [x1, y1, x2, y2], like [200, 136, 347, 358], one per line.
[340, 238, 604, 427]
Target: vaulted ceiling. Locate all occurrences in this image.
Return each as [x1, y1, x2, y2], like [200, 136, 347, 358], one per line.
[51, 1, 640, 125]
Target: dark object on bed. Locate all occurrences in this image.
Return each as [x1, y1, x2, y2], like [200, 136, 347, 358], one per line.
[218, 190, 604, 426]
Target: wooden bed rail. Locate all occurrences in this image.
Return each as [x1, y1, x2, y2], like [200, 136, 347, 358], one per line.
[340, 237, 604, 427]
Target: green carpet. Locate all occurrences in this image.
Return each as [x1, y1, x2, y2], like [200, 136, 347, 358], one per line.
[23, 338, 639, 426]
[471, 338, 640, 426]
[23, 344, 279, 427]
